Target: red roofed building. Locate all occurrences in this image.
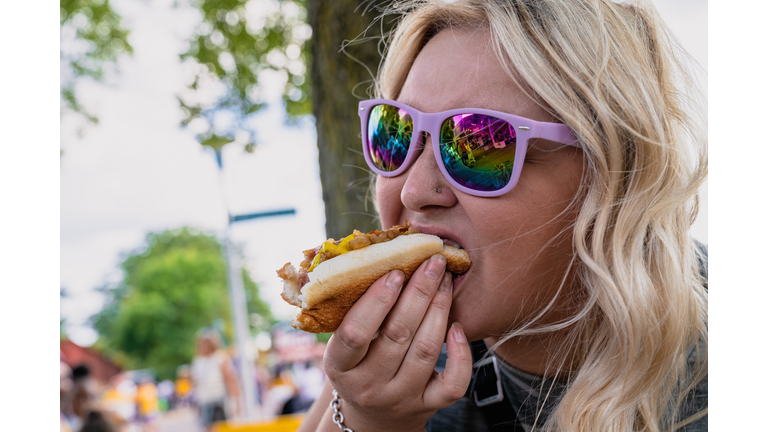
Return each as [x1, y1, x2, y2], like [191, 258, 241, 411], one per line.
[60, 340, 122, 384]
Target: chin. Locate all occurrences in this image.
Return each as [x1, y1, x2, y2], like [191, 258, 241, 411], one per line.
[448, 307, 491, 342]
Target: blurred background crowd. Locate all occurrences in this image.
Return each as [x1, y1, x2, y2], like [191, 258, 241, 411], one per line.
[55, 0, 705, 431]
[60, 322, 326, 431]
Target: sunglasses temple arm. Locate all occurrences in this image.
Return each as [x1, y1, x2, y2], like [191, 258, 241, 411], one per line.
[534, 122, 581, 148]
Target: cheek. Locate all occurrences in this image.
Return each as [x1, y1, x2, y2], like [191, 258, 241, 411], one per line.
[459, 185, 581, 327]
[489, 181, 579, 270]
[375, 175, 405, 228]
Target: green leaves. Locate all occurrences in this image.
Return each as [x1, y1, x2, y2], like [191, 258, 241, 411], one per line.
[179, 0, 312, 152]
[200, 134, 233, 150]
[60, 0, 314, 153]
[60, 0, 133, 122]
[92, 228, 274, 379]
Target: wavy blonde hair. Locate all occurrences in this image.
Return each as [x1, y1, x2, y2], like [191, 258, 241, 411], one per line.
[372, 1, 708, 431]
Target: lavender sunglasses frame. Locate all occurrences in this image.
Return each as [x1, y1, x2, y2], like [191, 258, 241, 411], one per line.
[358, 98, 581, 197]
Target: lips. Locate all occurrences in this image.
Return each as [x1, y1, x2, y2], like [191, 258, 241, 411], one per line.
[409, 223, 471, 279]
[410, 224, 466, 251]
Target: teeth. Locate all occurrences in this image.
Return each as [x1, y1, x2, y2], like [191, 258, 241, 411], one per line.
[441, 238, 463, 250]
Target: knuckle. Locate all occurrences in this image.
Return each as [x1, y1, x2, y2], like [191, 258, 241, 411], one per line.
[322, 357, 344, 382]
[430, 291, 452, 312]
[375, 286, 396, 307]
[355, 390, 377, 409]
[409, 280, 436, 302]
[412, 338, 441, 363]
[323, 362, 340, 381]
[335, 325, 369, 351]
[442, 381, 468, 402]
[382, 318, 411, 345]
[355, 387, 392, 410]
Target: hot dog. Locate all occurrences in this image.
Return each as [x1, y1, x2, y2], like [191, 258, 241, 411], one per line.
[277, 224, 471, 333]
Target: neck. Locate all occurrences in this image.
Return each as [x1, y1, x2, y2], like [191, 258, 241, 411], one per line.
[485, 330, 578, 380]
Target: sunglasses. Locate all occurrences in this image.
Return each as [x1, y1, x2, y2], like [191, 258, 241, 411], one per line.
[359, 99, 580, 197]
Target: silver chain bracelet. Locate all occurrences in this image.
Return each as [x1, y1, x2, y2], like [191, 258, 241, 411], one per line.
[330, 390, 356, 432]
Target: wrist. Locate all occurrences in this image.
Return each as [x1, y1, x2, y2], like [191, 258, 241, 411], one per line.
[328, 391, 428, 432]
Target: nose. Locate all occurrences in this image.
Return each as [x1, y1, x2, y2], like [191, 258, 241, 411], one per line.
[400, 133, 458, 212]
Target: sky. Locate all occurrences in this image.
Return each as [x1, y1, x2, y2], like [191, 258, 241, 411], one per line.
[59, 0, 709, 347]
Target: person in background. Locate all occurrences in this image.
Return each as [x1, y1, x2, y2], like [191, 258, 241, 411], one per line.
[135, 376, 160, 430]
[174, 365, 193, 408]
[79, 411, 117, 432]
[280, 363, 318, 415]
[100, 373, 137, 430]
[254, 363, 271, 409]
[293, 361, 325, 407]
[191, 328, 241, 432]
[265, 365, 297, 416]
[61, 364, 97, 431]
[61, 359, 74, 432]
[62, 363, 119, 432]
[157, 380, 175, 412]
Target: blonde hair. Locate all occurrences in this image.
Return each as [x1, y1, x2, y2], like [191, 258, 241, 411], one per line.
[374, 1, 707, 431]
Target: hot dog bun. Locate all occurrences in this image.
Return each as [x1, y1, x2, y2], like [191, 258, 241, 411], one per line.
[279, 233, 470, 333]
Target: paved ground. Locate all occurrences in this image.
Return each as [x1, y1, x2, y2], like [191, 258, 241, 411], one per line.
[156, 408, 203, 432]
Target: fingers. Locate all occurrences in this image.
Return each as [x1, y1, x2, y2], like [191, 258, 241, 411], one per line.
[326, 270, 405, 372]
[324, 252, 471, 418]
[423, 322, 473, 408]
[364, 255, 448, 372]
[395, 272, 454, 388]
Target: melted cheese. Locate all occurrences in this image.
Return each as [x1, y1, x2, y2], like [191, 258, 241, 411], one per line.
[308, 233, 355, 272]
[306, 223, 418, 273]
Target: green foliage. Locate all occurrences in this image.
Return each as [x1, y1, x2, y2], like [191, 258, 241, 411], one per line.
[92, 228, 274, 379]
[179, 0, 312, 151]
[61, 0, 133, 122]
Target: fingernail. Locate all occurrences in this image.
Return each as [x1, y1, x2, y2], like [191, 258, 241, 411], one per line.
[438, 272, 452, 293]
[451, 322, 465, 343]
[386, 271, 404, 292]
[425, 255, 446, 280]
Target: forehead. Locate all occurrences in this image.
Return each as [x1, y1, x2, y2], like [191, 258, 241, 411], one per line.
[398, 27, 553, 122]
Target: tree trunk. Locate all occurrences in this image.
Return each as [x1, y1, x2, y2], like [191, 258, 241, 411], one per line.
[309, 0, 396, 240]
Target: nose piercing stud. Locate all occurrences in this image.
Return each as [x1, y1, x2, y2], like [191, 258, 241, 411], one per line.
[436, 188, 442, 193]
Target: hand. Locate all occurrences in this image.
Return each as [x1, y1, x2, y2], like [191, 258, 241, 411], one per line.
[228, 397, 241, 418]
[323, 255, 473, 432]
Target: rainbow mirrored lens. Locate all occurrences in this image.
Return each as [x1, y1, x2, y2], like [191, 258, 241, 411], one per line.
[439, 114, 517, 192]
[367, 104, 413, 172]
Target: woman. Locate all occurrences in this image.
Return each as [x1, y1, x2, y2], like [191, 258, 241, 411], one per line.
[191, 328, 241, 431]
[300, 1, 707, 431]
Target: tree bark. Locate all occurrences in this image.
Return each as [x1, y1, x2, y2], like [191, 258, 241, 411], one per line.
[309, 0, 396, 240]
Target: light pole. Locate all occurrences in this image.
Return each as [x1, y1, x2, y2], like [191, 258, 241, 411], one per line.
[213, 147, 295, 421]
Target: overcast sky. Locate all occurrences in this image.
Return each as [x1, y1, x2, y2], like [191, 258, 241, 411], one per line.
[59, 0, 708, 346]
